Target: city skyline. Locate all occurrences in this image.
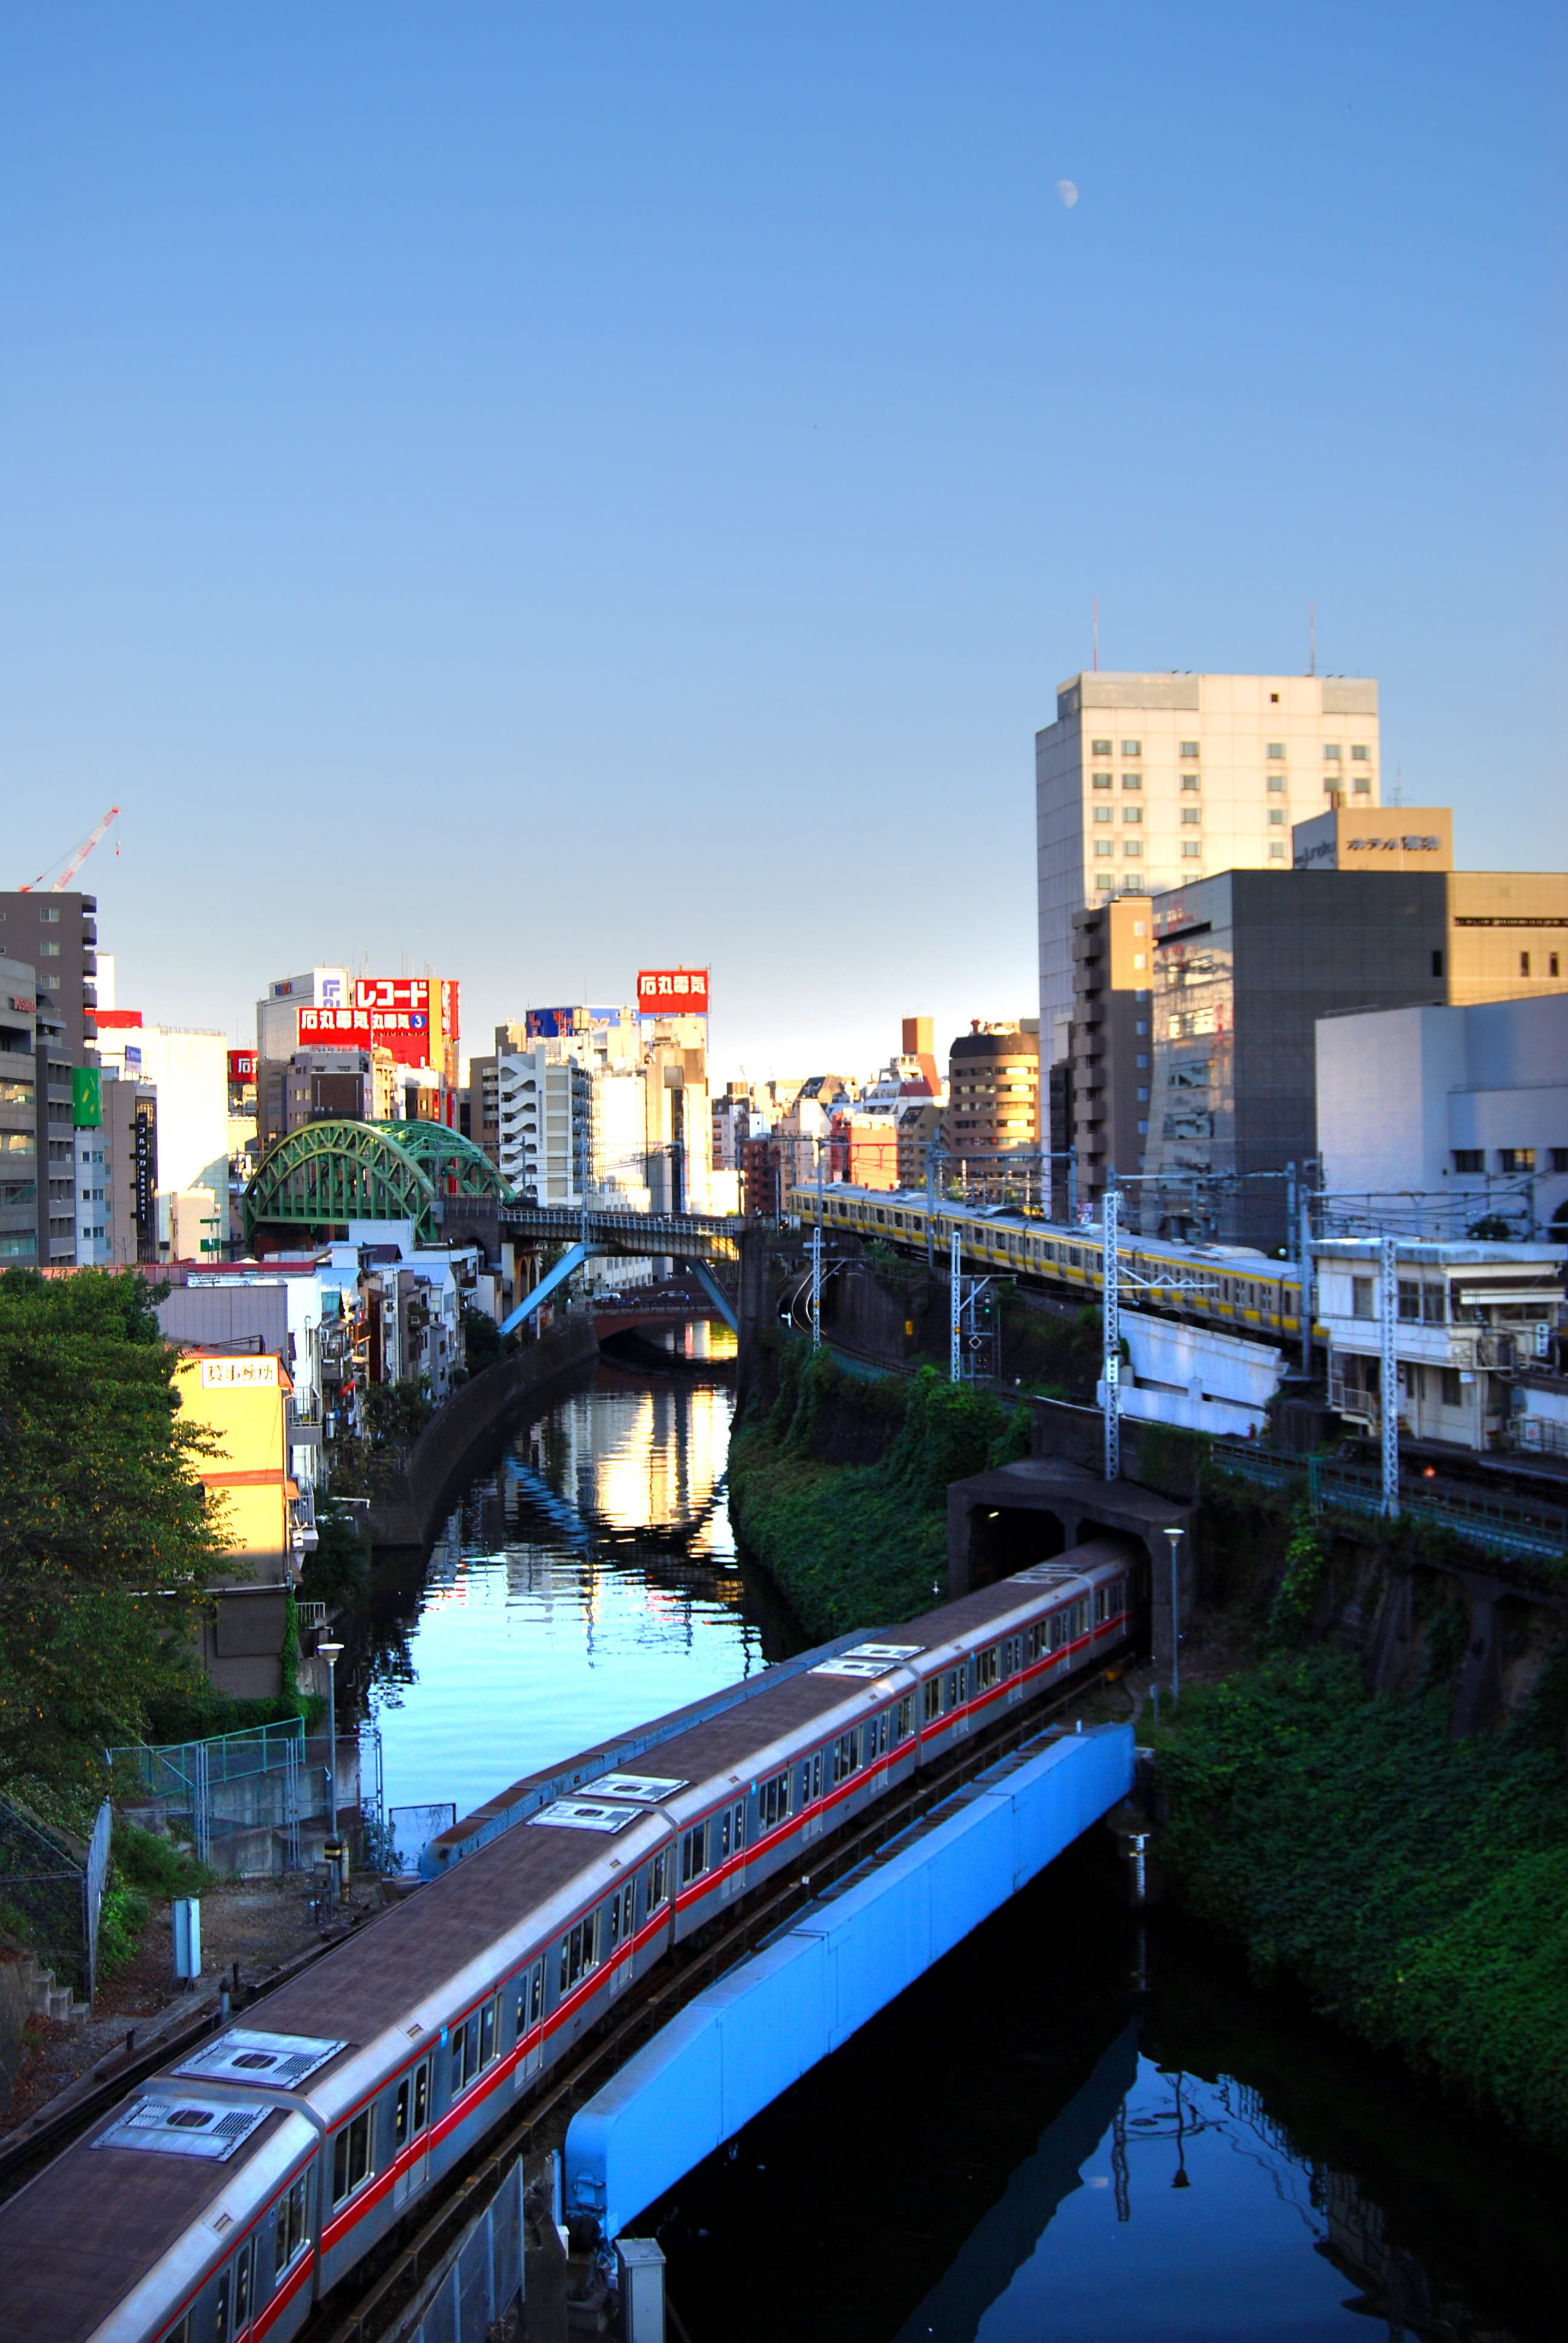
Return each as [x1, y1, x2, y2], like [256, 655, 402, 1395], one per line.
[2, 3, 1561, 1072]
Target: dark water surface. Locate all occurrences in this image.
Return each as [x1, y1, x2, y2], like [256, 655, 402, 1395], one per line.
[370, 1365, 1566, 2343]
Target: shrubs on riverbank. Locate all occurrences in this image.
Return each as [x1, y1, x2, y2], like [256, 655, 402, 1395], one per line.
[1155, 1648, 1568, 2155]
[727, 1342, 1028, 1639]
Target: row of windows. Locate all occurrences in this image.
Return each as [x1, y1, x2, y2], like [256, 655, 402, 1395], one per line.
[1087, 739, 1371, 764]
[1454, 1146, 1567, 1176]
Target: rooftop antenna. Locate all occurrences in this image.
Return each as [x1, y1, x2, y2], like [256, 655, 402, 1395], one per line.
[1092, 595, 1099, 673]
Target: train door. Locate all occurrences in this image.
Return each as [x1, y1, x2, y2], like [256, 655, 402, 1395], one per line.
[716, 1800, 746, 1903]
[514, 1959, 546, 2092]
[393, 2057, 433, 2207]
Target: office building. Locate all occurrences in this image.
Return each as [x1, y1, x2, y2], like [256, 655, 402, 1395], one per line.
[0, 893, 100, 1264]
[1316, 995, 1568, 1238]
[947, 1021, 1039, 1180]
[1068, 896, 1154, 1208]
[0, 962, 38, 1266]
[74, 1074, 158, 1267]
[1142, 871, 1449, 1250]
[1036, 673, 1380, 1057]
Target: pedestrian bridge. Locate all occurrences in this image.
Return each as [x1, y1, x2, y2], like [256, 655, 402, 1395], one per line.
[492, 1206, 750, 1336]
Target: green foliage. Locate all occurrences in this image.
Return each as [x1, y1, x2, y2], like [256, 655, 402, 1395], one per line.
[1260, 1509, 1328, 1651]
[298, 1502, 370, 1613]
[140, 1679, 306, 1744]
[461, 1305, 504, 1371]
[1156, 1650, 1568, 2152]
[0, 1270, 230, 1801]
[362, 1377, 434, 1452]
[95, 1876, 149, 1978]
[112, 1817, 214, 1899]
[730, 1348, 1029, 1640]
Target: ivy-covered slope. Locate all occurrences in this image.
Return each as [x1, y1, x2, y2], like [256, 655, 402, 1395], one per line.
[725, 1340, 1029, 1640]
[1157, 1645, 1568, 2155]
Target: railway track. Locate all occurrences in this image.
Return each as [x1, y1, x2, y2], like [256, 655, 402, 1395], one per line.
[306, 1656, 1131, 2343]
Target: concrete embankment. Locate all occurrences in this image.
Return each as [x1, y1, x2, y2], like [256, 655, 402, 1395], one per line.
[365, 1317, 599, 1548]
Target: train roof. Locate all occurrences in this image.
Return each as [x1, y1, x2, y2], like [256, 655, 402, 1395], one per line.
[0, 2100, 310, 2343]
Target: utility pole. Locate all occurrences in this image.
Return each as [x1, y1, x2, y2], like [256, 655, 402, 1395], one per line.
[811, 1136, 826, 1348]
[1299, 1162, 1316, 1377]
[1102, 1184, 1121, 1481]
[950, 1226, 962, 1384]
[1379, 1233, 1400, 1517]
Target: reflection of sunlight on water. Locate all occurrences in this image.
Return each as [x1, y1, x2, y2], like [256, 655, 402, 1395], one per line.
[370, 1372, 762, 1820]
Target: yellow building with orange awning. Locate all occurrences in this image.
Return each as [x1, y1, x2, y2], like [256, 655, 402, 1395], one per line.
[174, 1350, 301, 1699]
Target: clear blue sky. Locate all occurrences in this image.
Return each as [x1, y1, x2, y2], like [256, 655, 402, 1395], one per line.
[2, 3, 1561, 1076]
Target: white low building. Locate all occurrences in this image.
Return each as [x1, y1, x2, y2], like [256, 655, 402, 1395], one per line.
[1315, 1237, 1565, 1452]
[1316, 996, 1568, 1238]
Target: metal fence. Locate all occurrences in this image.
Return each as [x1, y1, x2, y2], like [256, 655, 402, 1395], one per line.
[109, 1723, 384, 1877]
[0, 1798, 111, 2004]
[384, 2163, 524, 2343]
[1210, 1443, 1568, 1566]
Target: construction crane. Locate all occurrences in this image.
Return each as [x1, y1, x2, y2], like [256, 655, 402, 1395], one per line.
[19, 805, 120, 893]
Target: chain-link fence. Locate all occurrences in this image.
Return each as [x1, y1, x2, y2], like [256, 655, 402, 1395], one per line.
[109, 1723, 384, 1878]
[0, 1798, 112, 2004]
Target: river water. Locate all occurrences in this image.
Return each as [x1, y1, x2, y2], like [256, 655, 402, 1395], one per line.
[366, 1361, 1566, 2343]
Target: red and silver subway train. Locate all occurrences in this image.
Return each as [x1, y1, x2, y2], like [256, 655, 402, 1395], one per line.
[0, 1541, 1143, 2343]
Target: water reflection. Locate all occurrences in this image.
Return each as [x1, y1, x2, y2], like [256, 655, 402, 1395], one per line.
[654, 1863, 1557, 2343]
[368, 1368, 763, 1821]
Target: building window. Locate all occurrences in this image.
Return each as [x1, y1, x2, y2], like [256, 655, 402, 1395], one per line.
[1551, 954, 1560, 977]
[1178, 741, 1200, 759]
[1092, 805, 1113, 824]
[1122, 773, 1142, 790]
[1520, 952, 1531, 978]
[1096, 874, 1116, 890]
[1123, 841, 1143, 858]
[1122, 805, 1142, 824]
[1181, 842, 1203, 859]
[1122, 739, 1141, 756]
[1136, 1053, 1149, 1068]
[1180, 807, 1201, 825]
[1352, 778, 1371, 793]
[1324, 744, 1342, 761]
[1091, 738, 1112, 755]
[1499, 1149, 1535, 1174]
[1268, 843, 1287, 859]
[1093, 840, 1115, 857]
[1180, 773, 1200, 791]
[1092, 770, 1113, 788]
[1452, 1150, 1483, 1174]
[1351, 744, 1370, 760]
[1267, 808, 1285, 825]
[1266, 742, 1284, 760]
[1550, 1148, 1568, 1173]
[1137, 1087, 1149, 1103]
[1352, 1277, 1374, 1319]
[1432, 950, 1444, 978]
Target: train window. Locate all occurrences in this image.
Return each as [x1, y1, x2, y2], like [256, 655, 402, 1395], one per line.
[799, 1751, 823, 1805]
[234, 2241, 252, 2330]
[871, 1711, 888, 1758]
[162, 2318, 192, 2343]
[480, 1995, 497, 2067]
[1048, 1610, 1067, 1653]
[395, 2074, 410, 2147]
[273, 2175, 309, 2284]
[621, 1883, 635, 1939]
[331, 2107, 374, 2205]
[976, 1645, 1000, 1690]
[680, 1821, 709, 1885]
[515, 1960, 544, 2036]
[451, 2014, 480, 2092]
[414, 2057, 430, 2127]
[832, 1730, 860, 1785]
[946, 1666, 964, 1709]
[649, 1852, 668, 1909]
[1094, 1587, 1107, 1625]
[894, 1694, 914, 1741]
[923, 1677, 941, 1725]
[214, 2271, 231, 2343]
[758, 1767, 791, 1829]
[560, 1912, 599, 1991]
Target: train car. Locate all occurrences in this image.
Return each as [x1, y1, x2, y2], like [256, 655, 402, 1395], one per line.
[0, 1542, 1143, 2343]
[790, 1181, 1308, 1340]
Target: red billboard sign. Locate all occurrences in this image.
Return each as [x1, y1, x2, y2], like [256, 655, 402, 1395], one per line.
[228, 1050, 257, 1083]
[636, 967, 709, 1012]
[294, 979, 460, 1071]
[299, 1008, 373, 1050]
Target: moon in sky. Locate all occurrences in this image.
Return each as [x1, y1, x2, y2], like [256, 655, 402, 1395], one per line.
[1056, 179, 1079, 208]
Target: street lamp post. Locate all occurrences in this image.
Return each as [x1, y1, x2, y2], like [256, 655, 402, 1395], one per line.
[1163, 1528, 1184, 1705]
[318, 1639, 344, 1909]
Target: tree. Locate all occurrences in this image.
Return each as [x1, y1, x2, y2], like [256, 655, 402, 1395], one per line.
[0, 1270, 229, 1807]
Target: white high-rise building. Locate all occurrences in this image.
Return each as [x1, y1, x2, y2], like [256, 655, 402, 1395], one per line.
[1036, 672, 1380, 1055]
